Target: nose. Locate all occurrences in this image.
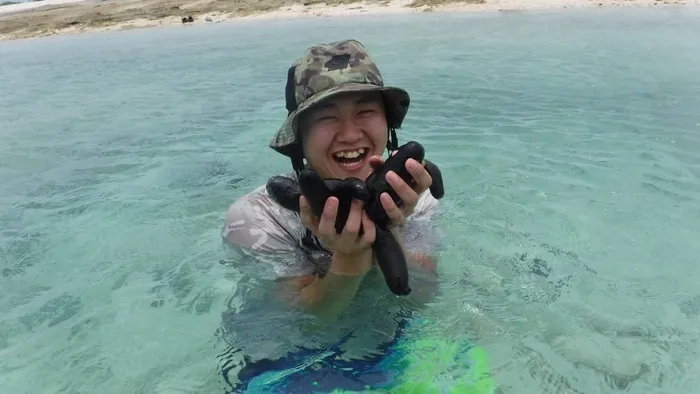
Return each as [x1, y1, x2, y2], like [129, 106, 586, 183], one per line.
[336, 117, 363, 143]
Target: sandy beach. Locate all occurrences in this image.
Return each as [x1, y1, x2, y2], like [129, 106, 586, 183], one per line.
[0, 0, 698, 41]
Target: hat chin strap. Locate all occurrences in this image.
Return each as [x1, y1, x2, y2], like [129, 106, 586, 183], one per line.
[387, 127, 398, 153]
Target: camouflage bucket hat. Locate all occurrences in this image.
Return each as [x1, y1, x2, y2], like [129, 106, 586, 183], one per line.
[269, 39, 411, 158]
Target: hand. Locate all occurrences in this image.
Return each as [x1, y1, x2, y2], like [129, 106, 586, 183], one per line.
[299, 194, 376, 257]
[368, 151, 433, 228]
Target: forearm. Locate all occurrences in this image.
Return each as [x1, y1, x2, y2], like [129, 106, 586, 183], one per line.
[297, 249, 373, 321]
[389, 227, 432, 270]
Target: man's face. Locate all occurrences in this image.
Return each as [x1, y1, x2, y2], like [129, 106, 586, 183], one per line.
[300, 91, 388, 181]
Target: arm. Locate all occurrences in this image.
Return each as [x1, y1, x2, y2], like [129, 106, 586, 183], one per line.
[295, 249, 373, 321]
[389, 190, 443, 305]
[393, 226, 438, 274]
[223, 194, 371, 321]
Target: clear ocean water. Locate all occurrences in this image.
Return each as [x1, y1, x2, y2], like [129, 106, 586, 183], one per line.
[2, 6, 700, 394]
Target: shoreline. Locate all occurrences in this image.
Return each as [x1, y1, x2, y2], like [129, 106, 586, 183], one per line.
[1, 0, 699, 42]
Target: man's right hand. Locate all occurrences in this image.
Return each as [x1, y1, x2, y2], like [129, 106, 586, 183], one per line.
[296, 195, 378, 318]
[299, 195, 376, 268]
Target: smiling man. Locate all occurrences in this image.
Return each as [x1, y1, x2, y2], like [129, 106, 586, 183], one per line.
[222, 39, 441, 320]
[301, 92, 384, 180]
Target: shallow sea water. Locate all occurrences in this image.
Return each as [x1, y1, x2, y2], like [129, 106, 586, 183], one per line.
[1, 6, 700, 394]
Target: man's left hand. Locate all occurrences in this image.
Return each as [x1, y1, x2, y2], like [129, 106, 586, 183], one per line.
[368, 152, 433, 228]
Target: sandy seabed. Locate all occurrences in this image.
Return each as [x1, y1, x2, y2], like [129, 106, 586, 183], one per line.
[0, 0, 698, 41]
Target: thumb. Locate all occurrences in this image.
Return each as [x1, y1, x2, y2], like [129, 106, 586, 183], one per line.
[368, 155, 384, 169]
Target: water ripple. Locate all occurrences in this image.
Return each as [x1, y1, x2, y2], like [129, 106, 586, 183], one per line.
[1, 8, 700, 394]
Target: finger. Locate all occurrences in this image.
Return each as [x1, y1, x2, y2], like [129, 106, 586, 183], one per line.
[380, 192, 406, 226]
[317, 197, 339, 239]
[339, 199, 363, 243]
[360, 210, 376, 245]
[299, 195, 318, 231]
[386, 170, 419, 209]
[406, 158, 433, 193]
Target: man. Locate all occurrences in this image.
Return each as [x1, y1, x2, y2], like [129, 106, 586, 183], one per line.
[222, 39, 441, 321]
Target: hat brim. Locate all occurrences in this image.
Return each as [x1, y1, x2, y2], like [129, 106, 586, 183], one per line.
[269, 83, 410, 158]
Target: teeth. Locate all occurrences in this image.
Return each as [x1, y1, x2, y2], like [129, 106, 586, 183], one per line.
[334, 148, 366, 159]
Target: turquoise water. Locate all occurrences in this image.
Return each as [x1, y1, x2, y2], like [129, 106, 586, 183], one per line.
[2, 6, 700, 393]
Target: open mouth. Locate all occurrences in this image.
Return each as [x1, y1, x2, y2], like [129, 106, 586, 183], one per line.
[332, 148, 369, 172]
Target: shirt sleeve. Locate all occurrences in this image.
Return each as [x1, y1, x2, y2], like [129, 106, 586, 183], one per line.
[221, 190, 311, 280]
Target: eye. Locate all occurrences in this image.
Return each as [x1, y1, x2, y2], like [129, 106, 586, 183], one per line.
[311, 115, 338, 125]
